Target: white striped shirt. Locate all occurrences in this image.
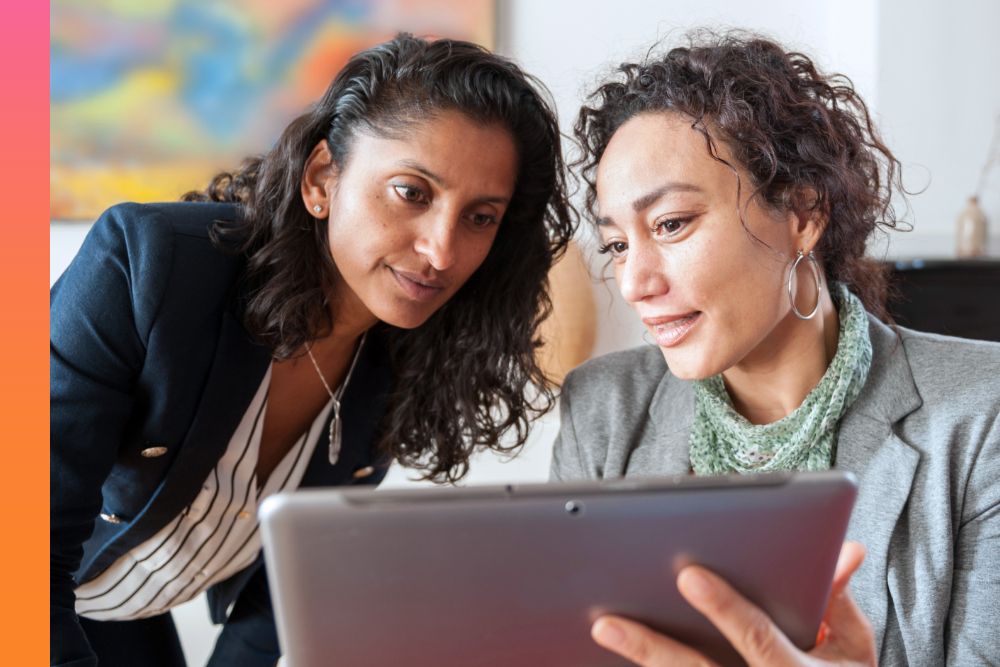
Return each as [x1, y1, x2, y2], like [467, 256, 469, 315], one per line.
[76, 365, 333, 621]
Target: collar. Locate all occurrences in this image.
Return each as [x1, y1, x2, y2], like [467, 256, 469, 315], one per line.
[834, 314, 923, 472]
[643, 312, 923, 473]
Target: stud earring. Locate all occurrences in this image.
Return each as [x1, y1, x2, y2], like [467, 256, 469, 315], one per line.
[312, 204, 323, 213]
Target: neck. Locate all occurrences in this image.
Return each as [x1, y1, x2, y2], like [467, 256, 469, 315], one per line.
[301, 280, 378, 361]
[326, 308, 376, 348]
[722, 288, 839, 425]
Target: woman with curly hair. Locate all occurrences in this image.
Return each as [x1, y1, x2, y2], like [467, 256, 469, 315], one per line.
[52, 33, 574, 666]
[556, 32, 999, 665]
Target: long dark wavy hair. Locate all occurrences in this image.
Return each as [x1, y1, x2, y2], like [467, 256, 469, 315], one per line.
[183, 34, 575, 482]
[573, 31, 906, 317]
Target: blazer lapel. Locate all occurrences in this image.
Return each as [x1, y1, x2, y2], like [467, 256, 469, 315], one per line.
[116, 309, 271, 552]
[643, 368, 695, 476]
[835, 316, 922, 656]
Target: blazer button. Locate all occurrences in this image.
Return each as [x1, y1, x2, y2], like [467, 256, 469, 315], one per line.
[352, 465, 375, 479]
[141, 445, 169, 458]
[100, 512, 124, 524]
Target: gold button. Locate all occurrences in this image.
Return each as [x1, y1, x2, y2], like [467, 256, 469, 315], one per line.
[100, 512, 123, 524]
[237, 510, 253, 520]
[352, 465, 375, 479]
[141, 446, 169, 458]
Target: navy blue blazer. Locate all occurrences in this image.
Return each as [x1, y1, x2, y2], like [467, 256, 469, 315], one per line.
[51, 202, 393, 666]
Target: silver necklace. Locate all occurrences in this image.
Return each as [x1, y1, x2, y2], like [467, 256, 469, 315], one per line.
[305, 332, 367, 465]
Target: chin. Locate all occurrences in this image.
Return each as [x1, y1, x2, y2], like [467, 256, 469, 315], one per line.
[375, 306, 437, 330]
[658, 347, 721, 381]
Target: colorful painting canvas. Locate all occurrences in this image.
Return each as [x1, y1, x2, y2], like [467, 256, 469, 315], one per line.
[50, 0, 496, 220]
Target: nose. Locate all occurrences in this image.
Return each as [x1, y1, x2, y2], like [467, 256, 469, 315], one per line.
[617, 240, 669, 304]
[413, 210, 459, 271]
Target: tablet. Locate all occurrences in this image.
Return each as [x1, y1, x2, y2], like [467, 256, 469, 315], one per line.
[259, 471, 857, 667]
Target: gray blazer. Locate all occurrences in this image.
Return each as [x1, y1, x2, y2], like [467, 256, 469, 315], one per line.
[551, 315, 1000, 666]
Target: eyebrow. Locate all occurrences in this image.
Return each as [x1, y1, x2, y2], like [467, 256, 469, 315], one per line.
[398, 159, 447, 187]
[596, 181, 704, 226]
[397, 159, 511, 206]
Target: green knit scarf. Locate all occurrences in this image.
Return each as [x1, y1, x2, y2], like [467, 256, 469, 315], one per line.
[688, 284, 872, 475]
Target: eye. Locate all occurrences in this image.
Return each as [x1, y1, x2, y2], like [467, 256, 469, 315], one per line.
[469, 212, 498, 228]
[653, 217, 693, 238]
[597, 240, 628, 258]
[392, 184, 429, 204]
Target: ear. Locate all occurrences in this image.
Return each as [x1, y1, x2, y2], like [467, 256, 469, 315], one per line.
[787, 186, 827, 253]
[301, 140, 337, 217]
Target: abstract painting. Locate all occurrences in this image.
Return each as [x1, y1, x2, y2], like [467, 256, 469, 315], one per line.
[51, 0, 496, 220]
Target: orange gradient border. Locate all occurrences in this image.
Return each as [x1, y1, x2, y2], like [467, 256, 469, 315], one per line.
[1, 2, 48, 662]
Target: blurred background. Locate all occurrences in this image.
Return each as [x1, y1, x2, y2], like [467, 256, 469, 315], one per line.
[50, 0, 1000, 662]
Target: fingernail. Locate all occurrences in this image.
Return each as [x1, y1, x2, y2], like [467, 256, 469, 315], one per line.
[815, 622, 829, 645]
[592, 618, 625, 648]
[678, 567, 712, 603]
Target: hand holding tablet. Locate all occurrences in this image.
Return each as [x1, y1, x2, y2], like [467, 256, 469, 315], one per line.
[592, 541, 876, 666]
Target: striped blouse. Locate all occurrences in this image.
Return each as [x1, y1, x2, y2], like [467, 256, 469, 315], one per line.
[75, 365, 333, 621]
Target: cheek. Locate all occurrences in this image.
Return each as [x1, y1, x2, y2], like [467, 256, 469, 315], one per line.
[700, 242, 789, 357]
[456, 230, 498, 277]
[669, 234, 730, 306]
[329, 199, 406, 264]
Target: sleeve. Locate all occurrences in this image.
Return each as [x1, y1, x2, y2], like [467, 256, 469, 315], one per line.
[945, 409, 1000, 664]
[548, 372, 588, 482]
[50, 205, 171, 666]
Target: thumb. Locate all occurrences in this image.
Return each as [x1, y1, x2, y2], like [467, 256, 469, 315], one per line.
[813, 541, 876, 662]
[822, 541, 865, 630]
[830, 541, 866, 599]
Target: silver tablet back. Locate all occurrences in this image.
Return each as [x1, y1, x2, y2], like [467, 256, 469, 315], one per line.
[260, 471, 856, 667]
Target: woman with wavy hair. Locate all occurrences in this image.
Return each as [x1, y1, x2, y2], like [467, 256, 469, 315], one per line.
[51, 33, 574, 666]
[556, 32, 999, 665]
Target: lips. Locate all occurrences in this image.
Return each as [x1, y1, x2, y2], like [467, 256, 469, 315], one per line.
[388, 266, 446, 302]
[642, 312, 701, 347]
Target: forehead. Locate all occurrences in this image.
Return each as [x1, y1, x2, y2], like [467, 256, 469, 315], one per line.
[595, 112, 736, 212]
[350, 110, 518, 189]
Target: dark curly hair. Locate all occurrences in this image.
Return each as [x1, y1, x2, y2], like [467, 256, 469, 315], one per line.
[574, 31, 906, 317]
[183, 34, 576, 482]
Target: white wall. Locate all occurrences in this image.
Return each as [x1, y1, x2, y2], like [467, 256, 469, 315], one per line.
[876, 0, 1000, 255]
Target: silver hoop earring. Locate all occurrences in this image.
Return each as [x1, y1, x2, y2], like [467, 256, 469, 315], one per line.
[787, 250, 822, 320]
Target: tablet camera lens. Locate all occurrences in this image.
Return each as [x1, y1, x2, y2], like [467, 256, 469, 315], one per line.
[565, 500, 583, 516]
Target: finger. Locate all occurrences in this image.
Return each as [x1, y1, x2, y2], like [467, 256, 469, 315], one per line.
[830, 541, 866, 596]
[827, 587, 875, 641]
[677, 566, 796, 666]
[812, 545, 877, 662]
[591, 615, 718, 667]
[819, 584, 876, 655]
[823, 541, 866, 627]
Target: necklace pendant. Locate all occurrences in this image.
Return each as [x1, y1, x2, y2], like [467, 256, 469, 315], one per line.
[307, 331, 366, 468]
[328, 408, 342, 465]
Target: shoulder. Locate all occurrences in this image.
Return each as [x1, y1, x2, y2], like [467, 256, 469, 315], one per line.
[562, 344, 671, 414]
[72, 201, 241, 280]
[885, 326, 1000, 495]
[897, 326, 1000, 418]
[88, 200, 239, 249]
[55, 202, 244, 337]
